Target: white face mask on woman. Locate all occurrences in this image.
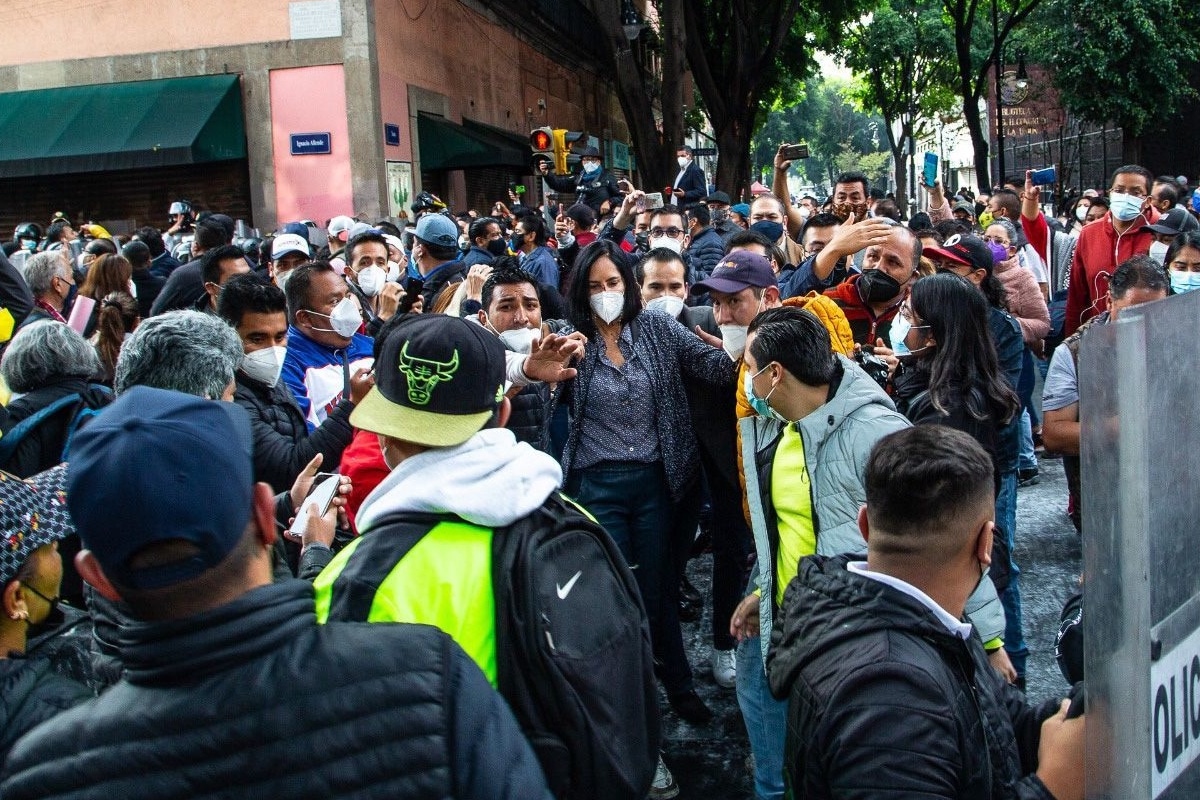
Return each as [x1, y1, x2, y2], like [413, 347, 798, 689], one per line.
[590, 291, 624, 324]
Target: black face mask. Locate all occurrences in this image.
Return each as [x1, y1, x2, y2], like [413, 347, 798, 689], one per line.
[485, 238, 508, 257]
[857, 269, 904, 304]
[635, 232, 650, 251]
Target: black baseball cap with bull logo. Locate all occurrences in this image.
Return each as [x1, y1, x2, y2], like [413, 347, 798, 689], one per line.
[350, 315, 507, 447]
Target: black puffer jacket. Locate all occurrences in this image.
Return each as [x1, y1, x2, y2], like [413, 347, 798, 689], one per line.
[686, 226, 726, 283]
[233, 372, 356, 494]
[508, 382, 553, 452]
[2, 581, 552, 800]
[767, 555, 1060, 799]
[0, 655, 89, 764]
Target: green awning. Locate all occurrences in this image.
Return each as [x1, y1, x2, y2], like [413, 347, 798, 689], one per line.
[418, 113, 529, 171]
[0, 74, 246, 179]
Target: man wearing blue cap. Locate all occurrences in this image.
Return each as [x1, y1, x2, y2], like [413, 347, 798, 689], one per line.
[0, 386, 553, 800]
[408, 213, 467, 308]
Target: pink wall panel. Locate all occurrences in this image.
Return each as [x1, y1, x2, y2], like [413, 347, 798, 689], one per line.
[270, 64, 353, 225]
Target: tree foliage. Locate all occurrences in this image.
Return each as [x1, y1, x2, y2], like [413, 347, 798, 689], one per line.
[683, 0, 875, 197]
[1028, 0, 1200, 148]
[751, 76, 891, 191]
[942, 0, 1045, 188]
[839, 0, 958, 212]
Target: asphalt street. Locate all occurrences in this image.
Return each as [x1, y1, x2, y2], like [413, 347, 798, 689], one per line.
[662, 450, 1083, 798]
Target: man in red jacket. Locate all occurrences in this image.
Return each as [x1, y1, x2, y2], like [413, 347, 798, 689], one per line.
[1064, 164, 1159, 336]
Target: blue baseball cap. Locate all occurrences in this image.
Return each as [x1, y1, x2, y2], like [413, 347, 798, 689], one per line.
[691, 249, 778, 295]
[279, 221, 309, 238]
[414, 213, 460, 249]
[66, 387, 255, 590]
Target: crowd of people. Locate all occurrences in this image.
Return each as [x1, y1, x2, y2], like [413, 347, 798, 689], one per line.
[2, 139, 1192, 799]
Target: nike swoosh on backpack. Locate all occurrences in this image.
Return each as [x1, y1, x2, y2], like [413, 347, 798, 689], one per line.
[556, 570, 583, 600]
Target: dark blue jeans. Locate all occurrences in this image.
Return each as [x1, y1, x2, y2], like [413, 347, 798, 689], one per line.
[567, 461, 694, 696]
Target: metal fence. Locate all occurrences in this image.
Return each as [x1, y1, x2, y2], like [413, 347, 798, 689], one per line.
[1000, 120, 1124, 211]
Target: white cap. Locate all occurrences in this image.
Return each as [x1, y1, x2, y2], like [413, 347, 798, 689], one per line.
[271, 233, 310, 260]
[328, 215, 355, 242]
[383, 234, 403, 255]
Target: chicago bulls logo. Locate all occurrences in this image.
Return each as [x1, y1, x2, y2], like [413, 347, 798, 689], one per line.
[398, 341, 459, 405]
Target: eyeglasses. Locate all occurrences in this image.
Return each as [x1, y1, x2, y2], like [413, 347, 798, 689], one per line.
[983, 236, 1010, 246]
[650, 227, 685, 238]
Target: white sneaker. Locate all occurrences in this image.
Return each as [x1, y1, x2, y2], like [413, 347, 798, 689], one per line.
[711, 647, 737, 688]
[649, 756, 679, 799]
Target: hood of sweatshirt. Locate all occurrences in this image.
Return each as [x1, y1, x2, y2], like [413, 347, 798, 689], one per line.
[355, 428, 563, 531]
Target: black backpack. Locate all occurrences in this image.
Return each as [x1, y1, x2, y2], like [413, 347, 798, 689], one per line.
[492, 491, 660, 800]
[0, 386, 111, 468]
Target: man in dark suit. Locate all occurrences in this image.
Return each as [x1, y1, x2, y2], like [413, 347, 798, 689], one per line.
[671, 146, 708, 206]
[634, 247, 749, 694]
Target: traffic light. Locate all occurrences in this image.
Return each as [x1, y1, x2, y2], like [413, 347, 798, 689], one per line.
[531, 127, 586, 174]
[552, 129, 569, 175]
[530, 127, 553, 153]
[530, 127, 553, 172]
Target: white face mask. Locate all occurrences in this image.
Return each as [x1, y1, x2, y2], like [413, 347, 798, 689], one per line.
[275, 268, 294, 293]
[719, 324, 748, 361]
[646, 295, 685, 318]
[648, 236, 683, 255]
[307, 297, 361, 338]
[590, 291, 625, 324]
[1148, 241, 1169, 265]
[386, 261, 401, 283]
[357, 265, 386, 297]
[498, 327, 540, 354]
[1075, 205, 1089, 223]
[677, 156, 690, 168]
[241, 345, 287, 388]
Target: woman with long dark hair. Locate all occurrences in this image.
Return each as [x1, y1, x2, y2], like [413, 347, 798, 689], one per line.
[891, 271, 1025, 686]
[893, 272, 1020, 460]
[562, 238, 735, 735]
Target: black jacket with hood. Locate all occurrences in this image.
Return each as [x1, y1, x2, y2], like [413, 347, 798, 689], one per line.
[767, 554, 1060, 800]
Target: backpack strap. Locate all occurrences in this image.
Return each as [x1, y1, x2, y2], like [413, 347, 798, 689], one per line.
[326, 511, 458, 622]
[60, 384, 113, 461]
[0, 393, 84, 466]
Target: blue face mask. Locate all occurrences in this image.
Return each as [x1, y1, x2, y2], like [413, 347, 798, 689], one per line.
[750, 220, 784, 243]
[1170, 271, 1200, 294]
[1108, 192, 1144, 222]
[889, 309, 932, 357]
[743, 364, 788, 422]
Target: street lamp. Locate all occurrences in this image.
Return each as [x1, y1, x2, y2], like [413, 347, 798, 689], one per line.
[621, 0, 644, 41]
[992, 0, 1006, 187]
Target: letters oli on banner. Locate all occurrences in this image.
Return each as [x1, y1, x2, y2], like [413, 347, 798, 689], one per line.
[1151, 624, 1200, 796]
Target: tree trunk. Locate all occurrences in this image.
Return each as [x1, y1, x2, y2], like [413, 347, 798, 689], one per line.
[962, 96, 991, 193]
[882, 122, 907, 216]
[1121, 132, 1142, 166]
[893, 149, 908, 217]
[659, 0, 686, 162]
[584, 0, 682, 190]
[713, 118, 754, 201]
